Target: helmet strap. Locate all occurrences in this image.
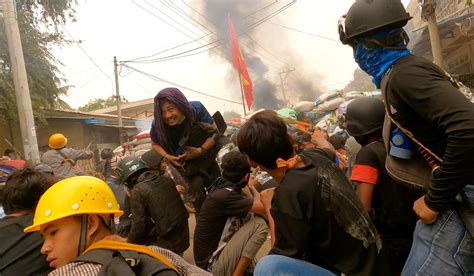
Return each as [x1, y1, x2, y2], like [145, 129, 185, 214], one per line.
[108, 215, 116, 233]
[78, 214, 88, 256]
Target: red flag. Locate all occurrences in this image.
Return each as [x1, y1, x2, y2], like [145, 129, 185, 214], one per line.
[228, 16, 253, 110]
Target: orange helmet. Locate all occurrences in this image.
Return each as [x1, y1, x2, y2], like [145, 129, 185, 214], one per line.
[48, 133, 67, 149]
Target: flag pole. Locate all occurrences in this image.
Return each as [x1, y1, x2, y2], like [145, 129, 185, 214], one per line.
[238, 73, 247, 116]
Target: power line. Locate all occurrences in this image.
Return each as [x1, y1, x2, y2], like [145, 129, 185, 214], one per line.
[244, 34, 291, 69]
[62, 27, 115, 94]
[157, 2, 288, 71]
[179, 0, 289, 71]
[244, 0, 279, 19]
[76, 72, 103, 89]
[131, 0, 199, 40]
[125, 0, 296, 64]
[122, 64, 242, 105]
[163, 0, 212, 34]
[245, 0, 296, 30]
[262, 20, 339, 42]
[129, 0, 231, 63]
[62, 26, 114, 96]
[125, 39, 224, 63]
[67, 64, 108, 76]
[181, 0, 216, 26]
[144, 0, 204, 39]
[124, 33, 214, 62]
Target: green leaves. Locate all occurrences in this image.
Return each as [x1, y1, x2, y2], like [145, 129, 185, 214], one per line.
[0, 0, 76, 125]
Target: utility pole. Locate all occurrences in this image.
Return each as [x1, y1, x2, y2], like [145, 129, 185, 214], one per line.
[2, 0, 40, 164]
[113, 56, 123, 144]
[279, 68, 295, 105]
[421, 0, 444, 68]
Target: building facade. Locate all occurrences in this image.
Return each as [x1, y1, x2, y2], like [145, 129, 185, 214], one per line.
[406, 0, 474, 86]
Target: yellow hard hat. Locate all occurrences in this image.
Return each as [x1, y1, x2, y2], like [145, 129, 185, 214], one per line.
[24, 176, 123, 233]
[48, 133, 68, 149]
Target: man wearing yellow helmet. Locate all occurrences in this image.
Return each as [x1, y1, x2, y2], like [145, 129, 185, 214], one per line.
[24, 176, 210, 276]
[41, 133, 94, 180]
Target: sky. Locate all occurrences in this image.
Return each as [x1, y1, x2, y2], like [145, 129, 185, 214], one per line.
[54, 0, 411, 115]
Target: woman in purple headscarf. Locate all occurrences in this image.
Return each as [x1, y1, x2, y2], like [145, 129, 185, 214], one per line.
[150, 87, 221, 214]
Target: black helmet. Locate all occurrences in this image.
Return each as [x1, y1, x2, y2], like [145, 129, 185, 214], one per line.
[116, 156, 148, 187]
[344, 0, 412, 39]
[140, 150, 164, 169]
[345, 97, 385, 137]
[100, 148, 113, 160]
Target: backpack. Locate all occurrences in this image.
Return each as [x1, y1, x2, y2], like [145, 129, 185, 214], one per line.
[74, 240, 178, 276]
[381, 66, 474, 238]
[380, 67, 469, 191]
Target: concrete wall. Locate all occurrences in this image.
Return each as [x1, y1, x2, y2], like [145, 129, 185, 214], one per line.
[83, 124, 121, 146]
[1, 116, 139, 160]
[36, 118, 85, 153]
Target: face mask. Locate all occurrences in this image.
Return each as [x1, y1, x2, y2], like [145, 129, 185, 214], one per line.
[353, 29, 410, 88]
[355, 44, 410, 88]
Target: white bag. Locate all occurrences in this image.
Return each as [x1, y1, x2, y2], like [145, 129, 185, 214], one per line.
[317, 97, 345, 112]
[293, 101, 316, 112]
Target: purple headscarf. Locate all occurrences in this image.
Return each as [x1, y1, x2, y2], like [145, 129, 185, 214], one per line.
[154, 87, 195, 154]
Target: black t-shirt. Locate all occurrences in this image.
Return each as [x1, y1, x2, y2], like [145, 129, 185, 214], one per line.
[0, 215, 51, 275]
[387, 54, 474, 211]
[193, 177, 253, 268]
[127, 171, 190, 255]
[270, 148, 386, 275]
[351, 141, 422, 253]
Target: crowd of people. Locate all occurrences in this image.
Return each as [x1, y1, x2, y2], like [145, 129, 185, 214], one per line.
[0, 0, 473, 275]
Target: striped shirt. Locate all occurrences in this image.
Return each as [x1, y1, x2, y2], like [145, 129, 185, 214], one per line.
[48, 246, 211, 276]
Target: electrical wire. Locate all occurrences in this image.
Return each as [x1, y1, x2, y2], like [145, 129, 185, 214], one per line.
[121, 64, 242, 105]
[62, 27, 115, 94]
[75, 72, 103, 89]
[62, 28, 114, 83]
[125, 0, 296, 64]
[181, 0, 216, 26]
[244, 34, 291, 69]
[163, 0, 213, 34]
[123, 33, 214, 62]
[244, 0, 279, 19]
[262, 20, 339, 42]
[129, 0, 233, 63]
[144, 0, 204, 39]
[179, 0, 289, 71]
[148, 2, 286, 71]
[245, 0, 296, 30]
[131, 0, 200, 39]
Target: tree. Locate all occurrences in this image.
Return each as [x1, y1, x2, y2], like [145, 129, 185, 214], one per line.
[79, 96, 129, 112]
[0, 0, 77, 124]
[222, 110, 242, 120]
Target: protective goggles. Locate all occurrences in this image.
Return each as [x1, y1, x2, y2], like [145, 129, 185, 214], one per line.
[338, 15, 410, 50]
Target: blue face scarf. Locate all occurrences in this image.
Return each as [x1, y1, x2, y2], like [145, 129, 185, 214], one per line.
[354, 29, 410, 88]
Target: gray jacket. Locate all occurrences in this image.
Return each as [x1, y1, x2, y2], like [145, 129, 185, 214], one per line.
[41, 148, 93, 179]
